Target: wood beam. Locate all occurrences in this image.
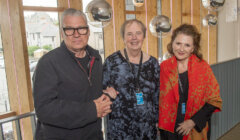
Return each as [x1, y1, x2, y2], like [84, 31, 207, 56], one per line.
[192, 0, 201, 31]
[125, 10, 142, 14]
[182, 0, 191, 24]
[0, 111, 16, 120]
[23, 6, 64, 12]
[200, 2, 217, 64]
[57, 0, 82, 10]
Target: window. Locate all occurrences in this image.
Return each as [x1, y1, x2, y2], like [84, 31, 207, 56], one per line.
[37, 33, 40, 39]
[125, 0, 136, 20]
[23, 0, 57, 7]
[0, 26, 13, 140]
[0, 28, 10, 113]
[24, 11, 60, 75]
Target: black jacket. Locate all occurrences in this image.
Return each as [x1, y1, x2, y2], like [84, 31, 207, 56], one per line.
[33, 42, 103, 140]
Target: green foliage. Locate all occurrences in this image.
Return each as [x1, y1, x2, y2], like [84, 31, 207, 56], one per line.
[42, 45, 53, 51]
[28, 46, 40, 56]
[53, 21, 59, 26]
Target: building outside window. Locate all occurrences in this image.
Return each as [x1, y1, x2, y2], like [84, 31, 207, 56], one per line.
[0, 26, 13, 140]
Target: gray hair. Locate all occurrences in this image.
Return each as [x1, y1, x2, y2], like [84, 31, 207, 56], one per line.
[60, 8, 88, 28]
[120, 19, 146, 39]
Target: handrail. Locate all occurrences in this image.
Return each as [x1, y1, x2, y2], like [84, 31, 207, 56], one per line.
[0, 111, 36, 140]
[0, 111, 16, 120]
[0, 111, 35, 125]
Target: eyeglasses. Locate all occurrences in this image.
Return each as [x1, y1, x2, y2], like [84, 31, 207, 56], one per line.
[126, 31, 143, 38]
[63, 26, 89, 36]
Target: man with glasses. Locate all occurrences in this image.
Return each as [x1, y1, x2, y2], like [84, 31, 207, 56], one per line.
[33, 8, 116, 140]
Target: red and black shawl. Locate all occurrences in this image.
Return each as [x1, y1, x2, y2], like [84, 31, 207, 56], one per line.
[158, 54, 222, 140]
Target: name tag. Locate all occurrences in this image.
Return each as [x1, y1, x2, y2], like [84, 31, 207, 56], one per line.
[136, 92, 144, 105]
[182, 103, 186, 114]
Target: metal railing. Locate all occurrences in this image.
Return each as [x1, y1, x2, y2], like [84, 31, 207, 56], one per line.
[0, 111, 36, 140]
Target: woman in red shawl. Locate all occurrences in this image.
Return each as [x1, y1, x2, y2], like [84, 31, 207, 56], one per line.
[158, 24, 222, 140]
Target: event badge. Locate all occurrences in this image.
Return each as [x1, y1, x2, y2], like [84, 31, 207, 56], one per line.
[181, 103, 186, 114]
[135, 92, 144, 105]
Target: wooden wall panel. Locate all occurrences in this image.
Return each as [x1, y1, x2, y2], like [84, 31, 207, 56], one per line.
[103, 0, 158, 58]
[182, 0, 191, 24]
[172, 0, 182, 29]
[200, 6, 208, 62]
[104, 0, 125, 58]
[103, 0, 217, 62]
[171, 0, 182, 48]
[208, 21, 217, 64]
[192, 0, 201, 31]
[208, 26, 217, 64]
[69, 0, 82, 10]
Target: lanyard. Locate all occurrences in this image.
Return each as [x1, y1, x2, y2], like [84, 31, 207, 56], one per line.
[124, 48, 143, 92]
[75, 50, 95, 86]
[178, 74, 184, 93]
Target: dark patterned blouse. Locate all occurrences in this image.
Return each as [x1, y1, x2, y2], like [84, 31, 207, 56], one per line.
[103, 51, 160, 140]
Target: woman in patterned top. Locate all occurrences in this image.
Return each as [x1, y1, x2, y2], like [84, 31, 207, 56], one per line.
[158, 24, 222, 140]
[103, 19, 160, 139]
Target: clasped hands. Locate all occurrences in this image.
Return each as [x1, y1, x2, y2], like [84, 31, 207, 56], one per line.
[94, 87, 118, 118]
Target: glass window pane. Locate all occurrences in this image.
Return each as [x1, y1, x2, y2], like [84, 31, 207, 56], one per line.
[125, 0, 136, 20]
[24, 11, 60, 76]
[126, 14, 136, 20]
[125, 0, 135, 11]
[2, 122, 14, 140]
[23, 0, 57, 7]
[0, 27, 11, 113]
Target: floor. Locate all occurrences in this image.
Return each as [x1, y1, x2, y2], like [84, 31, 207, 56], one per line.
[218, 123, 240, 140]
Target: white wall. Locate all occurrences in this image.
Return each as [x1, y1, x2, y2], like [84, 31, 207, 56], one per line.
[218, 0, 240, 63]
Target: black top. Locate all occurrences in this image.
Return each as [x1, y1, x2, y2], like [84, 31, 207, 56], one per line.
[77, 54, 90, 75]
[175, 71, 189, 132]
[103, 51, 160, 139]
[33, 42, 103, 140]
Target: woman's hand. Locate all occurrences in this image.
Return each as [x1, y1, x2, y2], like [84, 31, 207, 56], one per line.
[103, 87, 119, 100]
[176, 119, 195, 135]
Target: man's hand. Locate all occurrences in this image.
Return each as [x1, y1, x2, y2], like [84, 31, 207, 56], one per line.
[176, 119, 195, 135]
[94, 95, 112, 118]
